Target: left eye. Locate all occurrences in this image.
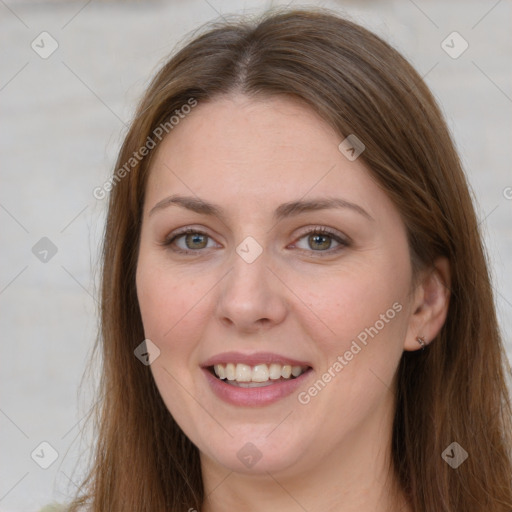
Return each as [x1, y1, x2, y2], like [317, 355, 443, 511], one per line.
[293, 229, 347, 252]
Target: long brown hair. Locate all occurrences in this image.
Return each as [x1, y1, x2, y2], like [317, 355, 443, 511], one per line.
[68, 7, 512, 511]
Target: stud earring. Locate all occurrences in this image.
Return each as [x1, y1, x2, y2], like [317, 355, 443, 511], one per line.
[416, 336, 427, 350]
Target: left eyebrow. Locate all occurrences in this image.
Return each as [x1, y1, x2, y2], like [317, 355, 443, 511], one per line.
[274, 197, 374, 222]
[148, 194, 374, 222]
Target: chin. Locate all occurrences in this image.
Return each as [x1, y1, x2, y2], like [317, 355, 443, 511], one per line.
[199, 433, 307, 476]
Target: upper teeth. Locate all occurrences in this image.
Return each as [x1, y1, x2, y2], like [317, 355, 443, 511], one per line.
[213, 363, 307, 383]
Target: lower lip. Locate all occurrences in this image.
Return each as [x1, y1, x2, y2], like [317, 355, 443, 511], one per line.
[202, 368, 313, 407]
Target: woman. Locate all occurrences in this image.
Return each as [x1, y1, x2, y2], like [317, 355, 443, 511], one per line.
[67, 7, 512, 511]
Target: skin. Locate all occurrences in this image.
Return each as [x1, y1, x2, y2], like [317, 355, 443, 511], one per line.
[136, 94, 450, 512]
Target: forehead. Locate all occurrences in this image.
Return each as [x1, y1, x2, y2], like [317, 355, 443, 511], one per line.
[144, 94, 386, 219]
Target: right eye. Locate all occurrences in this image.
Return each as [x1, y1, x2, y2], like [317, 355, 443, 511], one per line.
[163, 228, 220, 254]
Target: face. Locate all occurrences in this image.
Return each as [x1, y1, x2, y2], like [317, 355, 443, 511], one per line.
[136, 94, 416, 479]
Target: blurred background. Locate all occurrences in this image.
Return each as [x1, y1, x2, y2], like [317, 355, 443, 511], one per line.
[1, 0, 511, 510]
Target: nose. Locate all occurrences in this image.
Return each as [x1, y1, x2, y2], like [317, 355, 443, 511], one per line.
[215, 249, 288, 333]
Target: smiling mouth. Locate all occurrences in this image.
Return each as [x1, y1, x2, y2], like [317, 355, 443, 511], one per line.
[209, 363, 312, 388]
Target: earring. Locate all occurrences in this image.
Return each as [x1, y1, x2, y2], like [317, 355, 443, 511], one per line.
[416, 336, 427, 350]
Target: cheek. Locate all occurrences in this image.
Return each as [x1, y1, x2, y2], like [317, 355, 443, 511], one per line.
[291, 265, 408, 435]
[136, 260, 212, 430]
[302, 263, 408, 341]
[136, 259, 211, 356]
[293, 250, 411, 391]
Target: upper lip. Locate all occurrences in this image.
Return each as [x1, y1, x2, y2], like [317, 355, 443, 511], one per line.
[201, 351, 312, 368]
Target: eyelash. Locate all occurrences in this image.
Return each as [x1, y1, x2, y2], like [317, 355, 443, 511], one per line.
[162, 226, 350, 257]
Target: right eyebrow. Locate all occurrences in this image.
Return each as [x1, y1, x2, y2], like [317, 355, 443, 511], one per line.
[149, 195, 224, 218]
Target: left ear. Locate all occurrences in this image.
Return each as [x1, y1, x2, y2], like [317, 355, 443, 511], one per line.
[403, 256, 451, 351]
